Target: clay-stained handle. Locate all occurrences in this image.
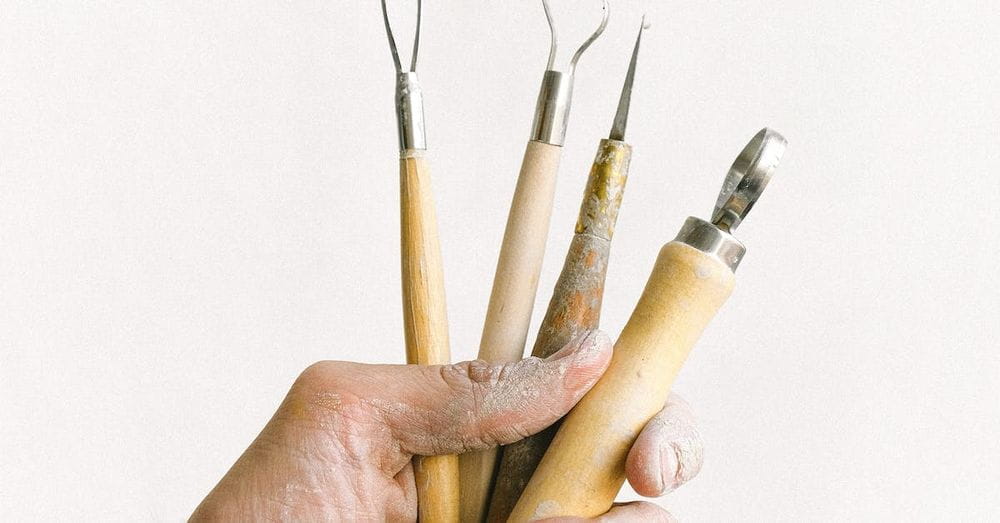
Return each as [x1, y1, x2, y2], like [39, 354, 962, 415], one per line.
[509, 242, 735, 521]
[460, 140, 562, 523]
[399, 151, 460, 522]
[487, 139, 631, 523]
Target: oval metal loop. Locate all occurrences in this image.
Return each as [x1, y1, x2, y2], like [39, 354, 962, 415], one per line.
[712, 128, 788, 232]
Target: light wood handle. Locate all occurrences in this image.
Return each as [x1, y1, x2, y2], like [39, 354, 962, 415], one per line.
[487, 139, 631, 523]
[399, 151, 460, 522]
[509, 242, 735, 521]
[460, 140, 562, 523]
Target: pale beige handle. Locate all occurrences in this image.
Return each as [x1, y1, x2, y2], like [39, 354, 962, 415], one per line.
[399, 151, 460, 522]
[509, 242, 735, 521]
[460, 140, 562, 522]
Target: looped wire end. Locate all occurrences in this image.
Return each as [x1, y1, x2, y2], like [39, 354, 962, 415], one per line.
[712, 129, 788, 232]
[381, 0, 421, 73]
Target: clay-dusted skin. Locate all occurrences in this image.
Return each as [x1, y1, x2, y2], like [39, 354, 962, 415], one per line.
[509, 242, 735, 521]
[488, 140, 631, 522]
[399, 150, 460, 522]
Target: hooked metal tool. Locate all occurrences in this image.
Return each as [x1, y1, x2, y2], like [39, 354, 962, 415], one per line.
[487, 16, 649, 523]
[381, 1, 460, 521]
[459, 2, 611, 521]
[531, 0, 611, 145]
[510, 129, 788, 520]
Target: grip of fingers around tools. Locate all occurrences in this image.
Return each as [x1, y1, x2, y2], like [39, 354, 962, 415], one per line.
[509, 242, 735, 521]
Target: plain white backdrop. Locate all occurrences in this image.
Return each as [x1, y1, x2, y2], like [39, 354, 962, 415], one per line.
[2, 1, 998, 520]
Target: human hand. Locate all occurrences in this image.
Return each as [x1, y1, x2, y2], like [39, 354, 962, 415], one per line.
[190, 331, 703, 521]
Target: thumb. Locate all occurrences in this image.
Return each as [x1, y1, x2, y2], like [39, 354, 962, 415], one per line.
[378, 330, 612, 456]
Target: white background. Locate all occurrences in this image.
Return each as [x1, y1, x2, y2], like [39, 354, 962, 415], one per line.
[2, 1, 998, 521]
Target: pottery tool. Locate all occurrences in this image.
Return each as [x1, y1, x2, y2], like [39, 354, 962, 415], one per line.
[381, 1, 459, 520]
[509, 129, 788, 521]
[486, 17, 649, 523]
[458, 2, 609, 521]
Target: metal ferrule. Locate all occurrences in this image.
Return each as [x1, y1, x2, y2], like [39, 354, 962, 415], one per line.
[530, 70, 573, 146]
[674, 217, 746, 273]
[575, 139, 631, 240]
[394, 72, 426, 151]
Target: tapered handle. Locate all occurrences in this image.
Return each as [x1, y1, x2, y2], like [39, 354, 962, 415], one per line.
[460, 139, 562, 523]
[477, 140, 562, 364]
[399, 151, 460, 522]
[487, 139, 631, 523]
[509, 242, 735, 521]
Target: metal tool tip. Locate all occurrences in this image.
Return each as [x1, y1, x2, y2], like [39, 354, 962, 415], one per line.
[608, 15, 647, 141]
[641, 14, 651, 29]
[711, 128, 788, 232]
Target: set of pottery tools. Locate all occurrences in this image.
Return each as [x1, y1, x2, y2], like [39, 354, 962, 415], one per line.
[378, 1, 787, 521]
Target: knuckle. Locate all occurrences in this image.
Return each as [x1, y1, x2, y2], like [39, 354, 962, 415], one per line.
[457, 359, 504, 385]
[296, 360, 340, 387]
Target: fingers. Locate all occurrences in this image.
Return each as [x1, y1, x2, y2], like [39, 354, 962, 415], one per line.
[625, 394, 703, 497]
[597, 502, 677, 522]
[293, 330, 612, 458]
[395, 330, 613, 455]
[538, 501, 675, 523]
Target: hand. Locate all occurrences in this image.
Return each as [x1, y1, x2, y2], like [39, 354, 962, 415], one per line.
[190, 331, 703, 521]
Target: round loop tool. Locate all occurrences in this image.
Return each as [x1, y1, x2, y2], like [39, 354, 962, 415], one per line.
[676, 128, 788, 271]
[712, 128, 788, 232]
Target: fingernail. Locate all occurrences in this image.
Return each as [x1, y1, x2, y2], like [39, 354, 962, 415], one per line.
[572, 330, 611, 365]
[659, 443, 680, 495]
[547, 330, 610, 363]
[546, 330, 595, 361]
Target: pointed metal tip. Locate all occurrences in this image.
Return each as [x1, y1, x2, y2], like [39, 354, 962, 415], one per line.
[608, 16, 648, 141]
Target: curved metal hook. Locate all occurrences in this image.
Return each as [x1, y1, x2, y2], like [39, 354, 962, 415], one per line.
[381, 0, 421, 72]
[541, 0, 610, 74]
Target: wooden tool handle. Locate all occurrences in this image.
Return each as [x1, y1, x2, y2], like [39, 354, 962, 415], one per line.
[399, 150, 460, 522]
[477, 140, 562, 363]
[509, 242, 735, 521]
[487, 139, 631, 523]
[460, 140, 562, 523]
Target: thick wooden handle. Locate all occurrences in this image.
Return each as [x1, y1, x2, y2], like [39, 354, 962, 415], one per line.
[487, 139, 631, 523]
[399, 151, 460, 522]
[460, 140, 562, 523]
[509, 242, 735, 521]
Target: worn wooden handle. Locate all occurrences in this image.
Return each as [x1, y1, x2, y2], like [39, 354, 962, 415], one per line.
[509, 242, 735, 521]
[399, 151, 460, 522]
[487, 139, 631, 523]
[459, 140, 562, 523]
